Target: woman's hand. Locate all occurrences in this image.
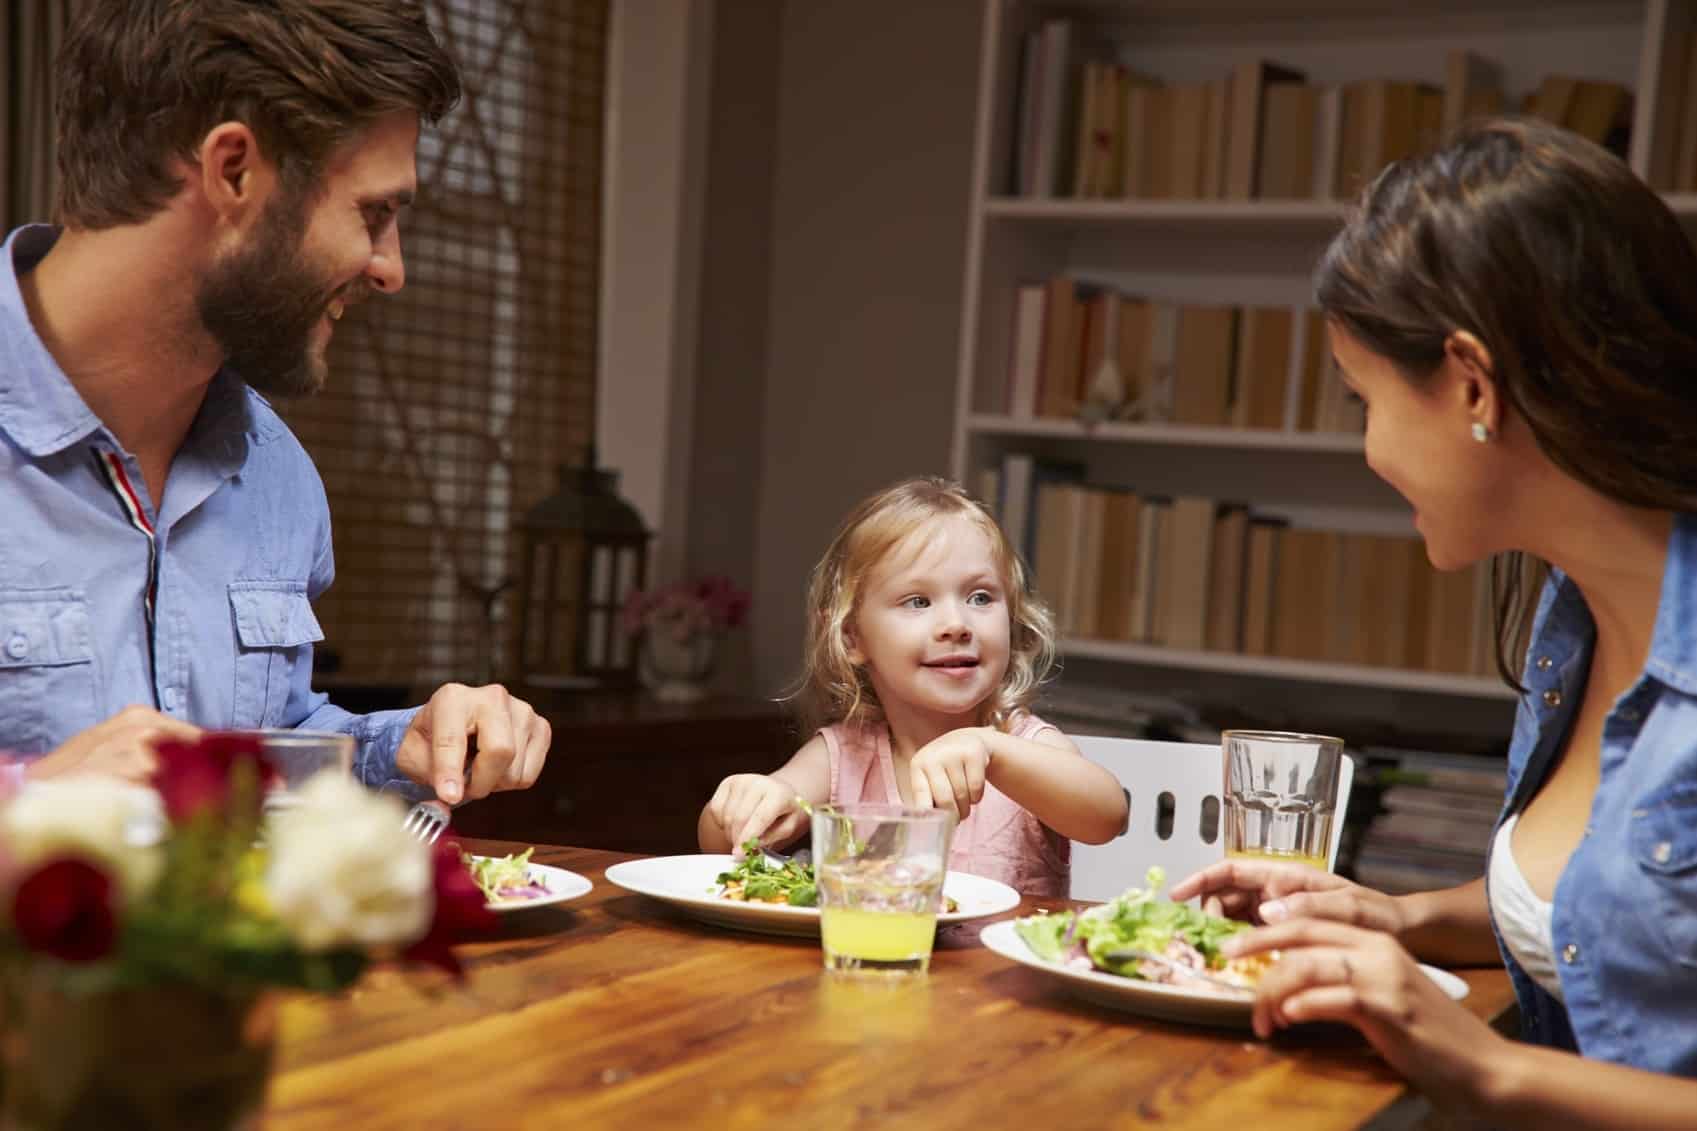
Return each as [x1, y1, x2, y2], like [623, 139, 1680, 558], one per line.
[1169, 857, 1410, 934]
[1224, 918, 1508, 1104]
[909, 727, 992, 820]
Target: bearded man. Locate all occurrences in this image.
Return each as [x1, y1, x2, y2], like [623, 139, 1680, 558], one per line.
[0, 1, 550, 802]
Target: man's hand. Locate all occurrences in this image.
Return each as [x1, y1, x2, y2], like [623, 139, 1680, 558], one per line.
[26, 705, 201, 784]
[394, 683, 551, 804]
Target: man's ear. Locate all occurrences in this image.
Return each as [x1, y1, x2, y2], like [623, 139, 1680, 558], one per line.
[197, 121, 278, 227]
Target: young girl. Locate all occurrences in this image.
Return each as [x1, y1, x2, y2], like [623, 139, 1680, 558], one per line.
[698, 476, 1127, 896]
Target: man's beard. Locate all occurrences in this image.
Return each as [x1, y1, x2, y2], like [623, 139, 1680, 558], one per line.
[195, 194, 344, 399]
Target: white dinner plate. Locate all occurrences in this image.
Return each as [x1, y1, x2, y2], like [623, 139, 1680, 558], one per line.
[604, 854, 1021, 938]
[470, 857, 594, 913]
[980, 919, 1470, 1029]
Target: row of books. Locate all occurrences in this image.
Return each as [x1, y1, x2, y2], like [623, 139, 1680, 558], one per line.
[1350, 746, 1508, 894]
[984, 459, 1498, 676]
[1002, 282, 1363, 434]
[1012, 18, 1633, 201]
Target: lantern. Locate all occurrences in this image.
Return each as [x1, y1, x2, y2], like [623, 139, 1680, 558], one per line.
[511, 453, 650, 687]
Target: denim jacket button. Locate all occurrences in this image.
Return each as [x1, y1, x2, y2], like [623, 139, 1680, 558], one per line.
[1543, 689, 1563, 707]
[1562, 943, 1580, 964]
[1654, 841, 1673, 864]
[1536, 655, 1554, 671]
[3, 634, 27, 661]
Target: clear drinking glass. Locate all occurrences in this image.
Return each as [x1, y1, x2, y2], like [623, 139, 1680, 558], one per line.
[1222, 729, 1345, 871]
[244, 729, 355, 812]
[811, 803, 955, 977]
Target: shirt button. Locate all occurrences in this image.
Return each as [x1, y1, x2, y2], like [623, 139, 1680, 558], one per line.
[1562, 943, 1580, 964]
[163, 688, 180, 710]
[1543, 690, 1563, 707]
[1536, 656, 1554, 671]
[1655, 842, 1673, 864]
[4, 634, 28, 661]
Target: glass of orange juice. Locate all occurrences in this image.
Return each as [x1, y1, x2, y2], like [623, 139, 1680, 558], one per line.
[812, 803, 954, 977]
[1222, 730, 1345, 870]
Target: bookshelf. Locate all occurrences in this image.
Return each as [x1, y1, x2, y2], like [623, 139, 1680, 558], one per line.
[951, 0, 1697, 743]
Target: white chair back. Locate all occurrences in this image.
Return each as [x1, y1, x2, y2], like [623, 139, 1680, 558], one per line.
[1069, 735, 1355, 903]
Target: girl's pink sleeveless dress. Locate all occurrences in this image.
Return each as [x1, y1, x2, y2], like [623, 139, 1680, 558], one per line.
[817, 712, 1070, 897]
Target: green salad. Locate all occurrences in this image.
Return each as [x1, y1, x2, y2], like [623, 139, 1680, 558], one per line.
[1014, 867, 1248, 980]
[463, 848, 549, 903]
[715, 840, 818, 906]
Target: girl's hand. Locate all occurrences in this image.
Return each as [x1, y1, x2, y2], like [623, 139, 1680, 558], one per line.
[1224, 918, 1507, 1104]
[1169, 857, 1409, 934]
[909, 727, 991, 820]
[705, 773, 809, 857]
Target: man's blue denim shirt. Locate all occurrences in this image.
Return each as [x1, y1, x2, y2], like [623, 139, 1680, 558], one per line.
[0, 225, 420, 790]
[1493, 513, 1697, 1075]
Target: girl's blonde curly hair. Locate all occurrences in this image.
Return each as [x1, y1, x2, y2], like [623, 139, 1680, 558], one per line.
[790, 476, 1057, 736]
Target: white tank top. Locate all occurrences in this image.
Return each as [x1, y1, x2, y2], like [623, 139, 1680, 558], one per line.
[1488, 814, 1565, 1003]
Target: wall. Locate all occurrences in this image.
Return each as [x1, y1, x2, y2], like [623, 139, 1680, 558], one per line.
[744, 0, 985, 696]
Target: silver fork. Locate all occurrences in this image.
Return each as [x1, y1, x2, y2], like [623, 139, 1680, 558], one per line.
[402, 800, 452, 845]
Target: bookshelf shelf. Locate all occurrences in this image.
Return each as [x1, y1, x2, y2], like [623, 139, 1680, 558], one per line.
[983, 196, 1348, 229]
[967, 414, 1366, 453]
[1061, 636, 1518, 701]
[951, 0, 1685, 743]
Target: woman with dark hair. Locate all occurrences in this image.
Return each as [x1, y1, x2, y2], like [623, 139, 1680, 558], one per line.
[1171, 116, 1697, 1126]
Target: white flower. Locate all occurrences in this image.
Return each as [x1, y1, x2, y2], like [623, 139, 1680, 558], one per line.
[1, 778, 165, 900]
[263, 774, 433, 951]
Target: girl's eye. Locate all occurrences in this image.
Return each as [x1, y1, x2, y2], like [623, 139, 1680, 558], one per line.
[902, 596, 930, 610]
[967, 590, 996, 607]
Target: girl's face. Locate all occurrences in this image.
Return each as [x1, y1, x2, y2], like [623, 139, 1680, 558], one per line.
[845, 514, 1013, 728]
[1330, 322, 1509, 571]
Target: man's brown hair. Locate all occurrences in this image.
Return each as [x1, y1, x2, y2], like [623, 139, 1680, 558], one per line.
[54, 0, 462, 229]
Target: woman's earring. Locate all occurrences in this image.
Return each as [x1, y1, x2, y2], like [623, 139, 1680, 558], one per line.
[1471, 421, 1491, 444]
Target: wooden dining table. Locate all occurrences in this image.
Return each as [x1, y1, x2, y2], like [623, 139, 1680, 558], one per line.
[263, 841, 1517, 1130]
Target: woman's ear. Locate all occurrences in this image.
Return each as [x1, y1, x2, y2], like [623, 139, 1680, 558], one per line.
[1445, 330, 1501, 438]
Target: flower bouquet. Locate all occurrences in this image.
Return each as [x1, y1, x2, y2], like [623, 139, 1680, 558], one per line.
[0, 732, 496, 1131]
[620, 576, 750, 702]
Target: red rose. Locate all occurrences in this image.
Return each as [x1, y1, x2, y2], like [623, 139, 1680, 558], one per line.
[403, 837, 497, 978]
[11, 857, 117, 963]
[153, 731, 274, 823]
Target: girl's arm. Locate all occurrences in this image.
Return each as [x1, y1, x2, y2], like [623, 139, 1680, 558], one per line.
[697, 736, 833, 853]
[980, 728, 1128, 844]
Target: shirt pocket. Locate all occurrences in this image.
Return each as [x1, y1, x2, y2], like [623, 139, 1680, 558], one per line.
[0, 590, 99, 751]
[1629, 782, 1697, 971]
[229, 581, 322, 729]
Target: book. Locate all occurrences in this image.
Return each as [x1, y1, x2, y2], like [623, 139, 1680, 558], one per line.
[1171, 305, 1238, 426]
[1135, 497, 1172, 642]
[1271, 528, 1333, 661]
[1224, 60, 1306, 199]
[1037, 277, 1085, 418]
[1160, 497, 1217, 650]
[1230, 307, 1294, 430]
[1005, 283, 1046, 417]
[1242, 516, 1285, 655]
[1204, 504, 1251, 652]
[1257, 81, 1318, 198]
[1096, 490, 1144, 641]
[1441, 49, 1504, 134]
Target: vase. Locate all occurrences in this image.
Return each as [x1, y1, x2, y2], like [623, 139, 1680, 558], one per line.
[0, 971, 276, 1131]
[639, 631, 717, 703]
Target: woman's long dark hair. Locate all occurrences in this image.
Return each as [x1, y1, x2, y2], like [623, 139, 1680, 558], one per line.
[1315, 116, 1697, 687]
